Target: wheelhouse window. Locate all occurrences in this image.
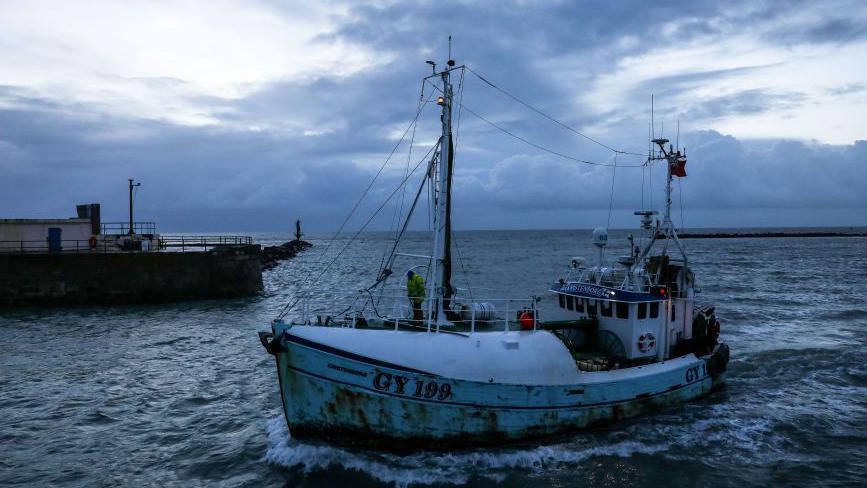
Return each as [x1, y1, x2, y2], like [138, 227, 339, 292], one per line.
[616, 301, 629, 319]
[558, 293, 566, 308]
[566, 295, 574, 311]
[638, 302, 647, 319]
[600, 300, 612, 317]
[576, 298, 585, 313]
[650, 301, 659, 318]
[671, 304, 676, 322]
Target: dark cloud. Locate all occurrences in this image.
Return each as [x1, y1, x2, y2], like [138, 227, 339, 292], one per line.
[771, 17, 867, 46]
[1, 0, 865, 231]
[455, 129, 867, 213]
[10, 85, 865, 232]
[629, 65, 781, 102]
[681, 89, 807, 120]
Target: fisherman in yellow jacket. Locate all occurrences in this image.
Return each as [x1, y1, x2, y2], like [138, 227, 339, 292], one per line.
[406, 270, 426, 322]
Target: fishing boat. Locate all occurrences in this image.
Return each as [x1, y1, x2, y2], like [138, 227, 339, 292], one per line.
[259, 55, 730, 450]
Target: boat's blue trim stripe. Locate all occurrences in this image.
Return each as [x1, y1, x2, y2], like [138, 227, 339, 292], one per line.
[285, 363, 710, 411]
[549, 282, 665, 303]
[282, 332, 434, 376]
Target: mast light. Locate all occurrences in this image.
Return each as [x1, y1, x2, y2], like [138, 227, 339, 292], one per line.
[436, 96, 446, 106]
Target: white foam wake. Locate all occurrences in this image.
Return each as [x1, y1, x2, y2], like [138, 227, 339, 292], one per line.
[263, 415, 668, 487]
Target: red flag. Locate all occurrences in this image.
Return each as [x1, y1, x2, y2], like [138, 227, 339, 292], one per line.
[671, 155, 687, 177]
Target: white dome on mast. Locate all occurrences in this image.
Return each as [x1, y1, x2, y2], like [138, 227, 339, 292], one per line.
[592, 227, 608, 248]
[592, 227, 608, 265]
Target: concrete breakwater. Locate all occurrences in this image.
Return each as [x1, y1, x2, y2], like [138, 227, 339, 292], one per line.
[678, 231, 867, 239]
[0, 245, 263, 306]
[260, 239, 312, 270]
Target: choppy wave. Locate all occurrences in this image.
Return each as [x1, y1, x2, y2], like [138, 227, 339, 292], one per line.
[5, 231, 867, 486]
[264, 398, 807, 488]
[817, 308, 867, 321]
[265, 415, 672, 486]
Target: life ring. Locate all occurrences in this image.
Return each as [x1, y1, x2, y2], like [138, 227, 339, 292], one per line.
[88, 236, 98, 249]
[708, 319, 721, 345]
[637, 333, 656, 353]
[519, 311, 535, 330]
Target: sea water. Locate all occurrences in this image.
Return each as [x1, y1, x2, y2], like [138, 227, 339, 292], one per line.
[1, 229, 865, 487]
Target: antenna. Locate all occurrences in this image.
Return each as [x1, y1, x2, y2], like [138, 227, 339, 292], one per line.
[448, 35, 452, 61]
[676, 119, 680, 151]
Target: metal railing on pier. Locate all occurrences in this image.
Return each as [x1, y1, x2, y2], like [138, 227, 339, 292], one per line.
[101, 221, 157, 235]
[0, 239, 116, 253]
[158, 235, 253, 251]
[0, 235, 254, 254]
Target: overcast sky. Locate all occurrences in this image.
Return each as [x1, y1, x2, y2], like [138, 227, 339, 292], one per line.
[1, 0, 865, 232]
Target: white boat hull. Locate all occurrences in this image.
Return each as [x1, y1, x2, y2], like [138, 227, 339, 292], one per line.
[263, 323, 729, 449]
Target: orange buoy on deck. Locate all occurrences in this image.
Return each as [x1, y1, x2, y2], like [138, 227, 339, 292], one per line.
[519, 311, 535, 330]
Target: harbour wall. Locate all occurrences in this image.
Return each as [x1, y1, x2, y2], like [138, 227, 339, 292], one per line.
[0, 245, 263, 306]
[677, 231, 867, 239]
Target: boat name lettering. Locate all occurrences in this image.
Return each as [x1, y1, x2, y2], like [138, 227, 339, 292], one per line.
[372, 372, 452, 401]
[685, 364, 707, 382]
[561, 283, 611, 298]
[327, 363, 368, 378]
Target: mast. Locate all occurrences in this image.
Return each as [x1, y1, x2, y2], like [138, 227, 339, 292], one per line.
[427, 57, 456, 326]
[665, 144, 673, 223]
[650, 137, 688, 267]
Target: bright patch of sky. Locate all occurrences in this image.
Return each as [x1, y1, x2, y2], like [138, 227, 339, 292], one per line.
[0, 0, 377, 126]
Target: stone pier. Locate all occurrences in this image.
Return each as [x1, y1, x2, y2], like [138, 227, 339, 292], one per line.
[0, 245, 263, 306]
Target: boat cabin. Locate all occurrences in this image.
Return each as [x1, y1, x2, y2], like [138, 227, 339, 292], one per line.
[543, 219, 711, 370]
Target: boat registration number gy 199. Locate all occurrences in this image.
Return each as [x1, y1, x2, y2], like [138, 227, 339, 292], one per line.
[373, 372, 452, 401]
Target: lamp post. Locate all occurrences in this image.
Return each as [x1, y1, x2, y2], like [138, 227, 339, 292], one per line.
[128, 178, 140, 235]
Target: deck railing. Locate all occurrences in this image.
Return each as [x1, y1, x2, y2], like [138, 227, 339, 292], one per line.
[290, 288, 540, 334]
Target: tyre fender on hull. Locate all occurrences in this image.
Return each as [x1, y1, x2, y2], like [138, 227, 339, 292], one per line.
[706, 342, 730, 378]
[259, 331, 286, 355]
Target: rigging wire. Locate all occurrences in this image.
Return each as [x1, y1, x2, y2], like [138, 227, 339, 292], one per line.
[461, 102, 646, 168]
[448, 69, 474, 301]
[678, 177, 685, 231]
[452, 232, 474, 302]
[424, 78, 645, 168]
[465, 66, 646, 157]
[641, 163, 646, 210]
[380, 85, 430, 280]
[607, 154, 617, 229]
[277, 65, 664, 320]
[311, 95, 433, 266]
[378, 146, 438, 280]
[277, 141, 438, 319]
[452, 68, 466, 155]
[649, 155, 654, 211]
[274, 97, 433, 320]
[391, 83, 429, 239]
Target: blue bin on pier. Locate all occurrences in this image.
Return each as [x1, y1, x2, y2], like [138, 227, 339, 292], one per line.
[47, 227, 62, 252]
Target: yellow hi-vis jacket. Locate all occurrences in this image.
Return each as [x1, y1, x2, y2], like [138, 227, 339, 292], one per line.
[407, 274, 426, 303]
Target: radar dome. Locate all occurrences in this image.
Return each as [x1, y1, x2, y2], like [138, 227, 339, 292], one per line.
[592, 227, 608, 248]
